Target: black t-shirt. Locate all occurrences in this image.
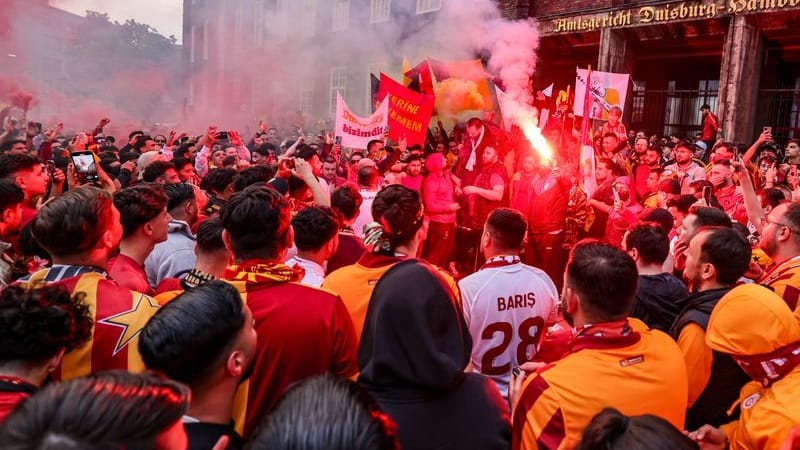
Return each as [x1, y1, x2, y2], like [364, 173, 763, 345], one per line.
[184, 421, 244, 450]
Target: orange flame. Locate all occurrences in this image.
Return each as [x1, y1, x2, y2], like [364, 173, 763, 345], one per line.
[520, 118, 554, 166]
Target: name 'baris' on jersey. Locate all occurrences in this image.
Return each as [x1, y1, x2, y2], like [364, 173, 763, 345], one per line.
[498, 292, 537, 311]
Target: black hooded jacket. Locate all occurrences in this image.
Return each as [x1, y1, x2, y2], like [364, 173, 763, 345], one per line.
[358, 259, 510, 450]
[632, 273, 689, 333]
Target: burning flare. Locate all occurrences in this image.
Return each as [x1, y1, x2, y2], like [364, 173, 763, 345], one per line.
[520, 117, 554, 166]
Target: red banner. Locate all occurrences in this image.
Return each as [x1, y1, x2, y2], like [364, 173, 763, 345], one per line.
[378, 73, 435, 147]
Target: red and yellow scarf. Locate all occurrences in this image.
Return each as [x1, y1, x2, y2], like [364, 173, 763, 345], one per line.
[224, 260, 304, 284]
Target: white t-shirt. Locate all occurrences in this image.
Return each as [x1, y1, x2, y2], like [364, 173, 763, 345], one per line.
[458, 255, 559, 398]
[353, 188, 378, 238]
[286, 255, 326, 288]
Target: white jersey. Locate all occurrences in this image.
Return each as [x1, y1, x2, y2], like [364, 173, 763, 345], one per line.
[458, 255, 559, 398]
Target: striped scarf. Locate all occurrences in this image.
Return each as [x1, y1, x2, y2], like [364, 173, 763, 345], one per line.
[224, 261, 303, 284]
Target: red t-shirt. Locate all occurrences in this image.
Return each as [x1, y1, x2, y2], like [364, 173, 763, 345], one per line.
[109, 254, 154, 296]
[226, 274, 358, 438]
[0, 377, 36, 423]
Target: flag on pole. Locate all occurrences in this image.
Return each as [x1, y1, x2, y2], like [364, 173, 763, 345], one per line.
[580, 67, 597, 197]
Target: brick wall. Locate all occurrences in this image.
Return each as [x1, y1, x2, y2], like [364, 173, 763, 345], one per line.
[532, 0, 616, 18]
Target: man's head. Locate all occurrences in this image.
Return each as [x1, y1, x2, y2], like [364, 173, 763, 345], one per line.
[322, 157, 338, 183]
[644, 147, 661, 166]
[405, 155, 422, 177]
[595, 158, 617, 183]
[482, 146, 499, 166]
[785, 139, 800, 160]
[673, 142, 694, 165]
[142, 161, 180, 185]
[0, 139, 27, 154]
[366, 140, 384, 157]
[171, 158, 195, 183]
[679, 205, 732, 245]
[164, 183, 203, 226]
[563, 240, 638, 326]
[633, 137, 649, 155]
[221, 185, 292, 262]
[201, 168, 237, 198]
[0, 179, 24, 237]
[0, 153, 48, 200]
[700, 104, 711, 115]
[0, 371, 189, 450]
[758, 188, 786, 216]
[113, 184, 170, 243]
[291, 206, 339, 259]
[708, 160, 734, 189]
[481, 208, 527, 257]
[0, 284, 93, 383]
[331, 185, 363, 224]
[211, 148, 226, 167]
[194, 217, 228, 269]
[133, 135, 156, 153]
[646, 168, 663, 193]
[684, 227, 750, 290]
[601, 133, 619, 154]
[607, 106, 622, 124]
[625, 224, 670, 268]
[758, 202, 800, 258]
[233, 165, 274, 192]
[357, 166, 379, 189]
[466, 117, 484, 141]
[140, 280, 256, 391]
[32, 187, 122, 262]
[251, 144, 275, 166]
[295, 144, 322, 177]
[711, 142, 735, 163]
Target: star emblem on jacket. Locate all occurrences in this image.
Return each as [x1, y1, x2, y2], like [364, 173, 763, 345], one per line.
[98, 294, 160, 355]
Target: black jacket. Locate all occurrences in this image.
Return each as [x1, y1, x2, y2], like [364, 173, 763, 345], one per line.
[632, 273, 688, 333]
[359, 260, 510, 450]
[670, 287, 750, 429]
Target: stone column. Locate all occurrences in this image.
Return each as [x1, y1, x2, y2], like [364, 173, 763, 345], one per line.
[718, 15, 764, 144]
[597, 28, 635, 120]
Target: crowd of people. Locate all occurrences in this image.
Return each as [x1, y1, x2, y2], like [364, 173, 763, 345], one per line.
[0, 99, 798, 450]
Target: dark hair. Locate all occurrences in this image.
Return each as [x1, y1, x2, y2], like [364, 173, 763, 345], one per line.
[783, 202, 800, 243]
[128, 130, 144, 140]
[221, 184, 291, 260]
[466, 117, 483, 128]
[200, 168, 237, 195]
[140, 281, 245, 387]
[0, 179, 24, 213]
[32, 187, 115, 257]
[233, 165, 274, 192]
[0, 285, 92, 363]
[370, 185, 424, 251]
[141, 161, 175, 183]
[163, 182, 195, 213]
[170, 157, 192, 171]
[0, 370, 188, 450]
[576, 407, 698, 450]
[113, 184, 168, 238]
[0, 139, 27, 153]
[196, 217, 225, 254]
[132, 134, 153, 152]
[759, 188, 785, 210]
[688, 206, 732, 229]
[358, 166, 379, 187]
[367, 140, 384, 153]
[291, 206, 338, 252]
[697, 227, 751, 285]
[0, 153, 39, 179]
[638, 208, 673, 233]
[566, 240, 638, 320]
[486, 208, 527, 251]
[249, 374, 399, 450]
[597, 158, 622, 176]
[625, 225, 669, 266]
[295, 144, 319, 162]
[331, 185, 363, 222]
[666, 194, 699, 215]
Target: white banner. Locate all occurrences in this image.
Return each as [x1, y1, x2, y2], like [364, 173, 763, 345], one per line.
[573, 68, 630, 120]
[334, 92, 389, 150]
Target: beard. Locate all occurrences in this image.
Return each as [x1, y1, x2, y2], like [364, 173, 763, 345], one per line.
[759, 233, 777, 258]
